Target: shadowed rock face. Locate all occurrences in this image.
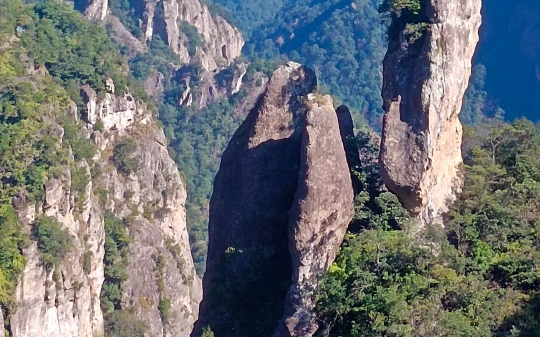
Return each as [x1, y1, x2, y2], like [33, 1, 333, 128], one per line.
[193, 62, 354, 337]
[336, 105, 362, 194]
[379, 0, 482, 226]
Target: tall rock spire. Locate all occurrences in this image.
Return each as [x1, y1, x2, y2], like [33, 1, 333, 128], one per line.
[379, 0, 482, 226]
[193, 62, 354, 337]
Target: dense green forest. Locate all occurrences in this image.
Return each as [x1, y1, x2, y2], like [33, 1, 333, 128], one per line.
[245, 0, 386, 128]
[316, 119, 540, 336]
[474, 1, 540, 121]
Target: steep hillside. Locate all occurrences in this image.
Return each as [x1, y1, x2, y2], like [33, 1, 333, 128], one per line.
[72, 0, 255, 274]
[0, 1, 201, 336]
[315, 118, 540, 337]
[208, 0, 284, 38]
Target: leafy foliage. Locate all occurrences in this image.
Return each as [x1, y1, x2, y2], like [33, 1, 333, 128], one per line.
[180, 20, 203, 57]
[379, 0, 421, 16]
[0, 1, 82, 317]
[101, 213, 130, 314]
[316, 119, 540, 336]
[201, 326, 215, 337]
[0, 206, 28, 311]
[153, 253, 172, 323]
[208, 0, 284, 39]
[165, 98, 246, 274]
[460, 64, 504, 125]
[246, 0, 386, 128]
[104, 310, 148, 337]
[111, 138, 138, 174]
[33, 215, 73, 269]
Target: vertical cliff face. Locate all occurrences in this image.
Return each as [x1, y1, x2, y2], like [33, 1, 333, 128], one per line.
[8, 80, 201, 337]
[81, 0, 244, 72]
[193, 62, 354, 337]
[379, 0, 482, 226]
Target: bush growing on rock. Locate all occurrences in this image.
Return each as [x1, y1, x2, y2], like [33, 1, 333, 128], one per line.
[105, 310, 148, 337]
[33, 215, 73, 269]
[112, 138, 138, 174]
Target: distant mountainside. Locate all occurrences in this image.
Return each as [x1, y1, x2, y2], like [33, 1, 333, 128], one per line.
[0, 1, 201, 336]
[245, 0, 386, 128]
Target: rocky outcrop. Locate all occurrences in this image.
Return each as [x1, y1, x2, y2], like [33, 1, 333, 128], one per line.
[96, 125, 202, 337]
[83, 0, 108, 21]
[9, 80, 201, 337]
[193, 62, 354, 337]
[379, 0, 482, 226]
[81, 0, 244, 72]
[11, 167, 105, 337]
[273, 95, 354, 337]
[80, 84, 149, 132]
[145, 71, 166, 102]
[157, 0, 244, 70]
[105, 15, 146, 58]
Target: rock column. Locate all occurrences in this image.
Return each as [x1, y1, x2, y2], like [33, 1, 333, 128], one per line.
[379, 0, 482, 226]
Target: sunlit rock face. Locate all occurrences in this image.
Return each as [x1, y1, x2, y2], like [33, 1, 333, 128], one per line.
[379, 0, 482, 227]
[9, 80, 201, 337]
[81, 0, 244, 72]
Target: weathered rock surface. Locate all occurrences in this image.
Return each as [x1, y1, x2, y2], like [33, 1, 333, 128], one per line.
[379, 0, 482, 226]
[81, 0, 244, 72]
[11, 166, 105, 337]
[193, 62, 354, 337]
[9, 80, 201, 337]
[274, 95, 354, 337]
[82, 0, 108, 21]
[145, 71, 166, 102]
[105, 15, 146, 58]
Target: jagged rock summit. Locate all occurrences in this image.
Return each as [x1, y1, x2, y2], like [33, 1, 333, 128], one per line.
[193, 62, 354, 337]
[379, 0, 482, 226]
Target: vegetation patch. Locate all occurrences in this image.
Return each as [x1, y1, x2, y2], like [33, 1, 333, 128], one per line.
[104, 310, 148, 337]
[101, 213, 130, 314]
[0, 206, 29, 316]
[153, 253, 172, 323]
[111, 138, 138, 174]
[179, 20, 203, 57]
[316, 120, 540, 336]
[33, 215, 73, 270]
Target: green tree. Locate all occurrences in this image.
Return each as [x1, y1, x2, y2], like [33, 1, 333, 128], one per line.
[105, 310, 148, 337]
[112, 138, 138, 174]
[33, 216, 73, 269]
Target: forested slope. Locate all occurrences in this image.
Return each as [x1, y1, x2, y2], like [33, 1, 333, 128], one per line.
[245, 0, 386, 128]
[315, 119, 540, 336]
